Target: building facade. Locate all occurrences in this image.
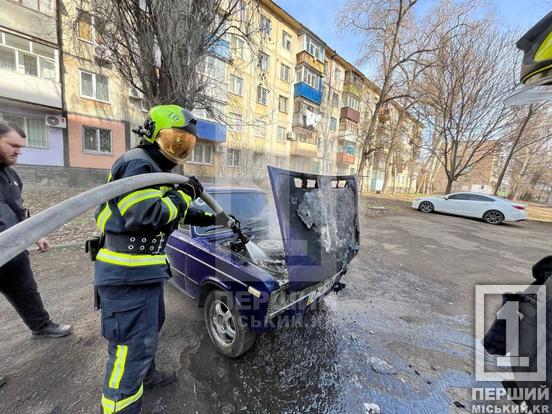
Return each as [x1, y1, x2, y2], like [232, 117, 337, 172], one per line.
[1, 0, 424, 191]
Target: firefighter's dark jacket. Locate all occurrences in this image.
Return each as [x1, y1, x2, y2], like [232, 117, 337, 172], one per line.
[0, 165, 27, 234]
[94, 144, 215, 286]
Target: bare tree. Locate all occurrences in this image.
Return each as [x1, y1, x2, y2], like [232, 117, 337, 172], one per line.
[415, 16, 516, 194]
[493, 104, 552, 194]
[65, 0, 260, 118]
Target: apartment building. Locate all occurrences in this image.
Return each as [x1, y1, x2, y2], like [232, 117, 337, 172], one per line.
[0, 0, 64, 168]
[1, 0, 424, 192]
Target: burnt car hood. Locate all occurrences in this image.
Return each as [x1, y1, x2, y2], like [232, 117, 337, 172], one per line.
[268, 166, 360, 291]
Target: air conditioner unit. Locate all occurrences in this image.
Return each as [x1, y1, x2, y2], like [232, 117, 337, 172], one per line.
[45, 115, 67, 129]
[286, 131, 295, 141]
[216, 145, 227, 153]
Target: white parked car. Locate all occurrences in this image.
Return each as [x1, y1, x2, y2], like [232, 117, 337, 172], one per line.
[412, 192, 528, 224]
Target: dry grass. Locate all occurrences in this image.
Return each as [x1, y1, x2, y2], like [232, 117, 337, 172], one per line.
[526, 202, 552, 223]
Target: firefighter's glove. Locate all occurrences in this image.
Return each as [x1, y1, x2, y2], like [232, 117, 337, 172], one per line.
[180, 176, 204, 201]
[215, 213, 237, 228]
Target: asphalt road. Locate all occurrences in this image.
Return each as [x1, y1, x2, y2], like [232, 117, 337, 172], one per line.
[0, 209, 550, 413]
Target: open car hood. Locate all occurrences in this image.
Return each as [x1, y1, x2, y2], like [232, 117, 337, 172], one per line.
[268, 166, 360, 291]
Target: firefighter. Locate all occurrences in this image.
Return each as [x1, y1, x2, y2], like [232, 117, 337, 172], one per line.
[95, 105, 219, 413]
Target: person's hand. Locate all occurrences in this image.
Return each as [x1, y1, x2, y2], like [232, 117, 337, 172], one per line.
[36, 238, 50, 252]
[215, 213, 237, 228]
[180, 176, 204, 201]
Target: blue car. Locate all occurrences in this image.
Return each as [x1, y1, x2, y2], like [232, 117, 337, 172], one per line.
[165, 167, 360, 357]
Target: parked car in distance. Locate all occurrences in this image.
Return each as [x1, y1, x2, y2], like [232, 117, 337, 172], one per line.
[165, 167, 360, 358]
[412, 192, 527, 224]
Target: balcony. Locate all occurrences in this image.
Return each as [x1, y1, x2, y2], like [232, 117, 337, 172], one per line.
[296, 51, 325, 74]
[289, 140, 318, 158]
[337, 152, 356, 165]
[294, 82, 322, 105]
[0, 0, 57, 43]
[209, 38, 230, 61]
[0, 70, 61, 108]
[340, 106, 360, 123]
[196, 119, 227, 143]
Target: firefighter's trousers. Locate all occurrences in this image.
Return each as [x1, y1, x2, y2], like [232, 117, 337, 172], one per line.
[98, 283, 165, 414]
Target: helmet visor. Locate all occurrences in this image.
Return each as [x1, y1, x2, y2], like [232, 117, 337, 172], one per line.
[156, 128, 197, 164]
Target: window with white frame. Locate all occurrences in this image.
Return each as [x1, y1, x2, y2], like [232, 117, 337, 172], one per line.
[0, 31, 57, 80]
[83, 126, 111, 154]
[204, 55, 225, 82]
[255, 119, 267, 138]
[276, 126, 286, 142]
[282, 31, 291, 51]
[11, 0, 55, 15]
[228, 112, 242, 132]
[227, 148, 240, 167]
[77, 9, 105, 45]
[80, 70, 110, 102]
[229, 74, 243, 95]
[330, 117, 337, 131]
[260, 15, 271, 36]
[345, 94, 360, 111]
[305, 35, 324, 61]
[258, 52, 269, 71]
[280, 63, 290, 82]
[295, 65, 321, 89]
[278, 95, 288, 113]
[189, 143, 213, 164]
[334, 67, 341, 81]
[235, 0, 246, 20]
[231, 35, 245, 59]
[0, 111, 47, 148]
[256, 85, 269, 105]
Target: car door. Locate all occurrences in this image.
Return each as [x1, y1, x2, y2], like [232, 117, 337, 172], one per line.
[442, 193, 471, 214]
[466, 194, 495, 218]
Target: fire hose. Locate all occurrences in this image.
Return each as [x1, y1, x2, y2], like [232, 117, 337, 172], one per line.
[0, 173, 236, 268]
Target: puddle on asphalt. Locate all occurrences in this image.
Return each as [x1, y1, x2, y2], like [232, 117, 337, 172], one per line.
[182, 295, 486, 413]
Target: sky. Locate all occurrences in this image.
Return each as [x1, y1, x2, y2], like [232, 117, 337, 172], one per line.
[274, 0, 552, 79]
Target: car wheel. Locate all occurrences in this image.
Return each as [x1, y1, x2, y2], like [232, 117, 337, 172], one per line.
[204, 290, 256, 358]
[483, 210, 504, 225]
[419, 201, 434, 213]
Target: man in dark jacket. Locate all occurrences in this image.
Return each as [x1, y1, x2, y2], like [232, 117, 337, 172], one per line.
[0, 121, 73, 387]
[95, 105, 221, 413]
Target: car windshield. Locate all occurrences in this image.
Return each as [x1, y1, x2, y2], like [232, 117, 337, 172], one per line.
[192, 191, 270, 235]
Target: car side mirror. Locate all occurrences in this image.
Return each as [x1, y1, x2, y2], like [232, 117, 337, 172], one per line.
[443, 196, 449, 200]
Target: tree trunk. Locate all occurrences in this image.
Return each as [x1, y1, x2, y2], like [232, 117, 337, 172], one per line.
[445, 178, 454, 195]
[493, 107, 534, 195]
[382, 110, 405, 193]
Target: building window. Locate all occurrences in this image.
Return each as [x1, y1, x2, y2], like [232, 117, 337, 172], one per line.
[231, 35, 245, 59]
[305, 35, 324, 61]
[189, 143, 213, 164]
[0, 31, 56, 80]
[280, 63, 290, 82]
[276, 126, 286, 142]
[227, 148, 240, 167]
[334, 67, 341, 81]
[83, 126, 111, 154]
[0, 111, 47, 148]
[295, 65, 321, 89]
[330, 117, 337, 131]
[258, 52, 269, 72]
[228, 112, 242, 132]
[80, 70, 110, 102]
[332, 92, 339, 108]
[204, 55, 225, 82]
[255, 119, 267, 138]
[256, 85, 269, 105]
[282, 31, 292, 51]
[11, 0, 55, 15]
[345, 94, 360, 111]
[260, 15, 272, 36]
[278, 95, 288, 113]
[229, 74, 243, 96]
[77, 10, 104, 45]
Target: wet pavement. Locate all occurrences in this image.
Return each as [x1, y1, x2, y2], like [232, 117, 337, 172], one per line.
[0, 210, 551, 413]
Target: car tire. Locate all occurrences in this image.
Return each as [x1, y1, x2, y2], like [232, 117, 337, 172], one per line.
[418, 201, 434, 213]
[204, 290, 257, 358]
[483, 210, 505, 225]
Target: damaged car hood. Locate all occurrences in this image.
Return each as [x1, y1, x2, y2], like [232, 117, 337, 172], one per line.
[268, 166, 360, 291]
